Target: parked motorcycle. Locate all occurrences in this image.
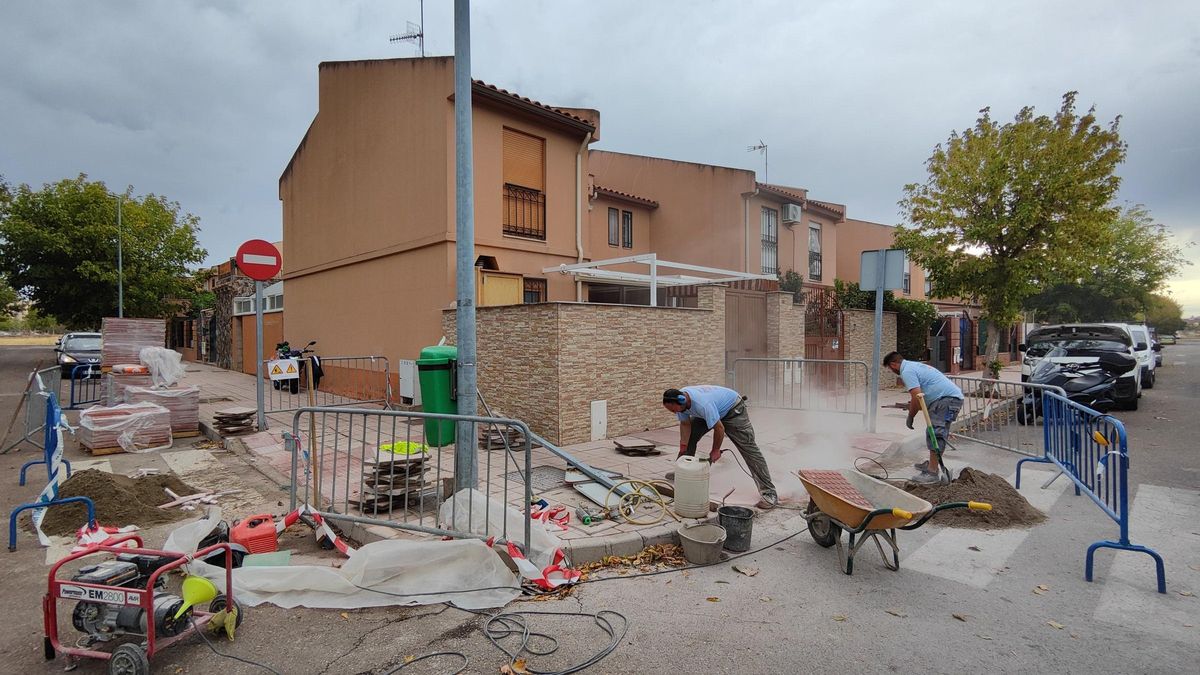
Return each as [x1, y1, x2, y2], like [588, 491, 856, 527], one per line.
[272, 340, 322, 394]
[1017, 346, 1136, 424]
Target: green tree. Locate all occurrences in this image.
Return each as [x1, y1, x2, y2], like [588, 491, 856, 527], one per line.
[0, 274, 18, 317]
[0, 174, 207, 328]
[896, 92, 1125, 373]
[1143, 294, 1186, 335]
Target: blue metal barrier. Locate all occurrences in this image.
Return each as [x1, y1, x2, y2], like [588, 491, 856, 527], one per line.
[1016, 391, 1165, 593]
[18, 393, 72, 487]
[8, 497, 96, 551]
[66, 364, 102, 409]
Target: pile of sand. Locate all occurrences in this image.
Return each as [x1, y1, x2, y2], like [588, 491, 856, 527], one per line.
[904, 467, 1046, 530]
[39, 469, 200, 536]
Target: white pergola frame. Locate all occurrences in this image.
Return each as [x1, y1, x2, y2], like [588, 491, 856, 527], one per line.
[543, 253, 775, 307]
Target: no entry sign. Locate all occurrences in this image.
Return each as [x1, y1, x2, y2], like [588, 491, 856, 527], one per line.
[236, 239, 282, 281]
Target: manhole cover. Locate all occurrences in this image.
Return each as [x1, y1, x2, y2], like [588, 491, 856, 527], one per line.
[502, 465, 567, 492]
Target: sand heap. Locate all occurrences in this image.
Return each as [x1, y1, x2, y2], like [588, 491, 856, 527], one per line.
[39, 469, 200, 536]
[904, 467, 1046, 530]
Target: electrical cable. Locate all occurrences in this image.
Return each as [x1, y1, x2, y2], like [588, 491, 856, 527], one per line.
[383, 651, 469, 675]
[189, 617, 283, 675]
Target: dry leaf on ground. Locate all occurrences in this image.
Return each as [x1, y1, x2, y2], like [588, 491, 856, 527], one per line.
[1033, 584, 1050, 595]
[952, 613, 969, 622]
[733, 565, 760, 577]
[339, 612, 349, 620]
[500, 658, 531, 674]
[1178, 590, 1194, 597]
[976, 634, 993, 640]
[832, 615, 848, 622]
[706, 597, 721, 602]
[1047, 621, 1065, 629]
[885, 608, 908, 618]
[968, 546, 982, 552]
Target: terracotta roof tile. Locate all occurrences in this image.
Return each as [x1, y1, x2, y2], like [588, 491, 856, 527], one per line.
[472, 79, 594, 129]
[594, 185, 659, 208]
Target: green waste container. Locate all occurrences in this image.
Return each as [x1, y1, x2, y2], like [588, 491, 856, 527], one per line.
[417, 345, 458, 447]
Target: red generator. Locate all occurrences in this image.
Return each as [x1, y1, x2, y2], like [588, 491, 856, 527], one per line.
[231, 514, 279, 554]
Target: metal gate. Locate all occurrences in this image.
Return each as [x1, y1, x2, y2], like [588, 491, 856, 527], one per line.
[802, 286, 844, 363]
[725, 291, 767, 381]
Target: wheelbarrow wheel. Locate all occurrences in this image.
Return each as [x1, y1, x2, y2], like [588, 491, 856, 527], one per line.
[806, 500, 841, 548]
[107, 644, 149, 675]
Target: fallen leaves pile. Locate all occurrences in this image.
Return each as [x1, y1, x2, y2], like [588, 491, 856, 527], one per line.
[524, 544, 689, 602]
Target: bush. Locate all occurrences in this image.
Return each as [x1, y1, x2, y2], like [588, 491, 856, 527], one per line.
[833, 280, 937, 360]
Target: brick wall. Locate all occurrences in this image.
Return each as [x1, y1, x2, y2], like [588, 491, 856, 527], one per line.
[844, 309, 897, 389]
[766, 291, 805, 358]
[444, 286, 725, 445]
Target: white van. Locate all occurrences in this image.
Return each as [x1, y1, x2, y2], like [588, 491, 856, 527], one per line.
[1115, 323, 1158, 389]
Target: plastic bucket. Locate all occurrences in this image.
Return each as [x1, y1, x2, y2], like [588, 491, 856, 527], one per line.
[677, 523, 727, 564]
[717, 505, 755, 552]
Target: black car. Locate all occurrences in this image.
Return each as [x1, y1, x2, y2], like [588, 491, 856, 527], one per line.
[56, 332, 102, 378]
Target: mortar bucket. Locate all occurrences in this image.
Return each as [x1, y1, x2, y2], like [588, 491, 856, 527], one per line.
[717, 505, 755, 552]
[677, 523, 726, 565]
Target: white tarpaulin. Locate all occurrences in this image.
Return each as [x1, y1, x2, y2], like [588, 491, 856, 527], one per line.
[439, 488, 564, 567]
[164, 509, 521, 610]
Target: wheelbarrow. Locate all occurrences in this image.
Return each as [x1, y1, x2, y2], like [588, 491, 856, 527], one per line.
[795, 469, 991, 575]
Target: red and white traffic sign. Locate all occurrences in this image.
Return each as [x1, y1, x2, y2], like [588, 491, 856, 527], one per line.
[235, 239, 282, 281]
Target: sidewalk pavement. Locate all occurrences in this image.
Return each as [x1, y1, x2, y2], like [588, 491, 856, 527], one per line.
[180, 360, 1020, 563]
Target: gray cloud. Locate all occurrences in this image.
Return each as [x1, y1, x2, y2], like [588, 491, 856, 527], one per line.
[2, 0, 1198, 311]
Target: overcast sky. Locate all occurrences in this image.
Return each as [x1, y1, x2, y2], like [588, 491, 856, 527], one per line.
[2, 1, 1198, 313]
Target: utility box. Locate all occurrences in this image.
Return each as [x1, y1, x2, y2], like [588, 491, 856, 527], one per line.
[476, 269, 523, 307]
[416, 345, 457, 447]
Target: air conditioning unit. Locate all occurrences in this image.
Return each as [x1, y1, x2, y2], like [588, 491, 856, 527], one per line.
[783, 203, 802, 223]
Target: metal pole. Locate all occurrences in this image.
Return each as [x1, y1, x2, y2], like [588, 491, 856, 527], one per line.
[419, 0, 425, 57]
[869, 252, 885, 433]
[255, 281, 266, 432]
[117, 196, 123, 318]
[649, 255, 657, 307]
[453, 0, 478, 491]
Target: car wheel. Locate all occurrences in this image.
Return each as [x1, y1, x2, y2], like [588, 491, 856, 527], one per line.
[1123, 396, 1139, 411]
[1144, 370, 1155, 389]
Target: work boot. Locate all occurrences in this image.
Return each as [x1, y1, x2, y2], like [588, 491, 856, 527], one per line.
[909, 470, 941, 485]
[755, 494, 778, 510]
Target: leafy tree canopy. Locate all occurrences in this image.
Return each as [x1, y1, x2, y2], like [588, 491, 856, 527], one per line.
[0, 174, 207, 329]
[896, 92, 1125, 364]
[1143, 293, 1186, 335]
[1023, 205, 1191, 323]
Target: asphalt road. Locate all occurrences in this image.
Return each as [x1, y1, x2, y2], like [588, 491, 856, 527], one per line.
[0, 343, 1195, 674]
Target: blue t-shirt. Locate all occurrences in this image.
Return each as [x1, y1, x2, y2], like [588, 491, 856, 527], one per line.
[676, 385, 741, 428]
[898, 361, 963, 402]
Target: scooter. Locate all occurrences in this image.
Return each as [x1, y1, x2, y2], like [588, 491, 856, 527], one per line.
[1017, 346, 1134, 424]
[272, 340, 320, 394]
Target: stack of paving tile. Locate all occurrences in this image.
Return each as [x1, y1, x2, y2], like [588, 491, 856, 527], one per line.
[100, 318, 166, 368]
[351, 451, 437, 514]
[479, 426, 525, 451]
[79, 403, 172, 455]
[102, 370, 154, 406]
[213, 407, 256, 435]
[123, 385, 201, 436]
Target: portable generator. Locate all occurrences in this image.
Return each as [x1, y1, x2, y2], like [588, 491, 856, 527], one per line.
[68, 553, 189, 642]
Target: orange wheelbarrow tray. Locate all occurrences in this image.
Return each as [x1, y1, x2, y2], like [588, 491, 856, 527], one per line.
[795, 469, 991, 575]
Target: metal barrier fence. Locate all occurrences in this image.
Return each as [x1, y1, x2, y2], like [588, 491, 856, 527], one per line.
[285, 406, 534, 553]
[733, 358, 870, 428]
[2, 366, 61, 454]
[66, 364, 104, 410]
[1016, 391, 1166, 593]
[9, 392, 88, 550]
[263, 355, 393, 415]
[947, 376, 1066, 457]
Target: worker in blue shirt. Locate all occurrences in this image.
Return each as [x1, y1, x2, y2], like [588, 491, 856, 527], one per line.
[662, 385, 778, 509]
[884, 351, 964, 483]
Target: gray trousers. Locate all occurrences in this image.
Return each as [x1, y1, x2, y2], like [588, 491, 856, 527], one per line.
[927, 396, 963, 455]
[684, 403, 777, 499]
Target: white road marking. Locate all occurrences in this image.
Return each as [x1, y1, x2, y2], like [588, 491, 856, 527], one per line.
[1094, 484, 1200, 643]
[901, 468, 1067, 588]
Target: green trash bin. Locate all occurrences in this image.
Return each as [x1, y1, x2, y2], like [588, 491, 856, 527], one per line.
[417, 345, 458, 447]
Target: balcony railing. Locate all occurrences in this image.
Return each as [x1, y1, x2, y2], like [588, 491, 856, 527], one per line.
[809, 251, 822, 281]
[503, 183, 546, 240]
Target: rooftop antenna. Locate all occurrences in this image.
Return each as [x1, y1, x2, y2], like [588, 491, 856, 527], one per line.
[389, 0, 425, 56]
[747, 140, 768, 183]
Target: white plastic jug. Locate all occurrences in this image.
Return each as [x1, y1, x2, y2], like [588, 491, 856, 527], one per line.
[673, 455, 710, 518]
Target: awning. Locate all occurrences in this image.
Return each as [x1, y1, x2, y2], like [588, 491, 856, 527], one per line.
[543, 254, 775, 307]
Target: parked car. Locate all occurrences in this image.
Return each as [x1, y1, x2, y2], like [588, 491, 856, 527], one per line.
[55, 332, 102, 378]
[1020, 323, 1141, 410]
[1114, 323, 1158, 389]
[1159, 334, 1177, 345]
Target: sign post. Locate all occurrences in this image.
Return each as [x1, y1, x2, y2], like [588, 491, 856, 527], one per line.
[860, 249, 907, 433]
[236, 239, 282, 433]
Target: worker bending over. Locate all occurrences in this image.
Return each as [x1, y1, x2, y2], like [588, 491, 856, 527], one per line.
[883, 351, 964, 484]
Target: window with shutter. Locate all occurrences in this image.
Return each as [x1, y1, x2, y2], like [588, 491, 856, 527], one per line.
[502, 128, 547, 239]
[608, 208, 619, 246]
[621, 210, 633, 248]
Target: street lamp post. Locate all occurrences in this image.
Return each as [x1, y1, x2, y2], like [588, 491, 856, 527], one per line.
[117, 196, 124, 318]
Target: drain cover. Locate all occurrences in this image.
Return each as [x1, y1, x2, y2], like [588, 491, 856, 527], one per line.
[503, 465, 567, 492]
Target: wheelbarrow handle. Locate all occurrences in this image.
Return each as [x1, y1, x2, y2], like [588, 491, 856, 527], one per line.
[845, 507, 913, 534]
[900, 501, 993, 530]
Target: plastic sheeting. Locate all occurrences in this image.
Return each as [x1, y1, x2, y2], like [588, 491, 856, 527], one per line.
[78, 402, 172, 453]
[164, 509, 521, 610]
[438, 488, 564, 567]
[139, 346, 186, 387]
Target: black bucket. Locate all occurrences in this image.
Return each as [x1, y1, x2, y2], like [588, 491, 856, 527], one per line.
[717, 505, 755, 552]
